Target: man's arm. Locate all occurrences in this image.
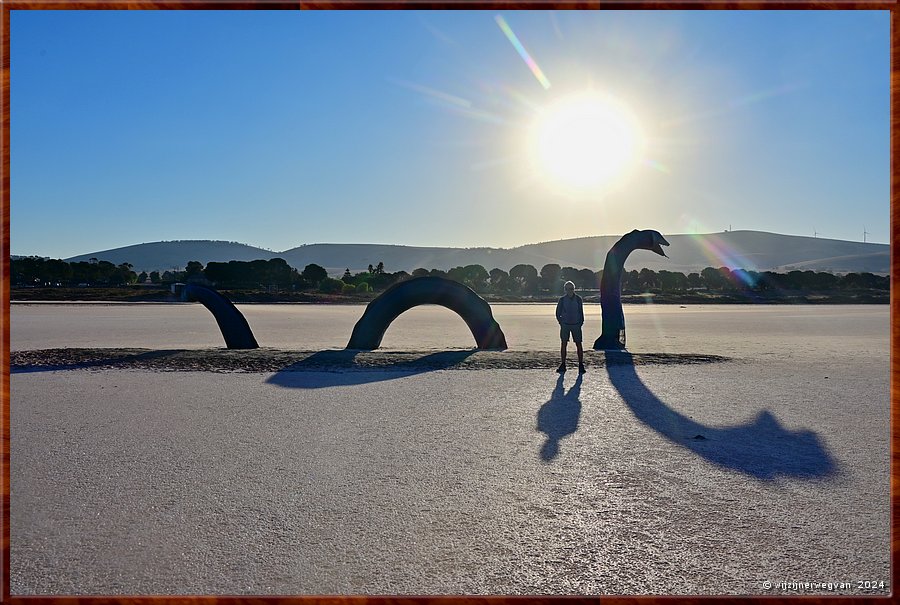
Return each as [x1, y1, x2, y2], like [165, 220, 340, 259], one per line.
[556, 298, 564, 323]
[578, 296, 585, 325]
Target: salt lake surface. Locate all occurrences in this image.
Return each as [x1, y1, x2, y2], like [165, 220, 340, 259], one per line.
[10, 302, 889, 360]
[9, 303, 891, 595]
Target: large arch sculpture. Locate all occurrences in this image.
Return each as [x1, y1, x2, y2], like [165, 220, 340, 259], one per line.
[594, 229, 670, 350]
[182, 284, 259, 349]
[347, 276, 508, 350]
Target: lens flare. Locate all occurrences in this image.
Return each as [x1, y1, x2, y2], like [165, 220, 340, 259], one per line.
[679, 218, 758, 288]
[495, 15, 552, 90]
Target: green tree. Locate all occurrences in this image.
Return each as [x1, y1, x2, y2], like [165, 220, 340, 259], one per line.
[95, 261, 116, 284]
[638, 268, 658, 290]
[447, 266, 467, 284]
[841, 272, 881, 290]
[509, 264, 538, 294]
[489, 267, 509, 292]
[342, 268, 353, 283]
[559, 266, 581, 289]
[185, 261, 204, 279]
[577, 268, 596, 290]
[465, 264, 489, 292]
[687, 272, 702, 289]
[811, 271, 839, 290]
[341, 282, 356, 295]
[447, 265, 489, 292]
[149, 271, 161, 284]
[264, 258, 293, 287]
[657, 270, 679, 291]
[623, 270, 641, 293]
[203, 261, 231, 286]
[114, 263, 137, 285]
[718, 267, 739, 290]
[540, 264, 561, 294]
[701, 267, 726, 290]
[137, 271, 149, 283]
[301, 263, 328, 286]
[44, 259, 72, 285]
[412, 268, 429, 278]
[319, 277, 345, 293]
[730, 269, 754, 290]
[356, 282, 371, 293]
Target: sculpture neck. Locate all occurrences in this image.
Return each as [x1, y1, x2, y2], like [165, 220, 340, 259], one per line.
[602, 233, 642, 283]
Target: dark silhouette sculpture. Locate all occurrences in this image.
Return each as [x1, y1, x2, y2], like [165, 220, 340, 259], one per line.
[594, 229, 670, 350]
[182, 284, 259, 349]
[347, 276, 508, 350]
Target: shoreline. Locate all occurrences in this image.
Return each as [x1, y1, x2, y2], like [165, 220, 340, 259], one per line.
[10, 347, 731, 373]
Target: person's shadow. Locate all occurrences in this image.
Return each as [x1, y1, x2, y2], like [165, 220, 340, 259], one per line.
[536, 374, 583, 462]
[605, 352, 839, 480]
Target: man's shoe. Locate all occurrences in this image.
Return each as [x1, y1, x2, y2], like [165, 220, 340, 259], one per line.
[556, 364, 566, 373]
[578, 364, 586, 374]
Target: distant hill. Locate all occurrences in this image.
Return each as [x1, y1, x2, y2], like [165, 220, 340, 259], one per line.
[61, 231, 889, 275]
[65, 241, 280, 272]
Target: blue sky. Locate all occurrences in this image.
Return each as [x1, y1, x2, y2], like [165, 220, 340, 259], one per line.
[11, 10, 890, 258]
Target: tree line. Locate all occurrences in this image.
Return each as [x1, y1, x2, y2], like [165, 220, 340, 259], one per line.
[12, 257, 139, 287]
[12, 256, 890, 295]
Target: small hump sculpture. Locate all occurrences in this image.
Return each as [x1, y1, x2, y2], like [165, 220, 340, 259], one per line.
[182, 284, 259, 349]
[347, 276, 507, 350]
[594, 229, 670, 350]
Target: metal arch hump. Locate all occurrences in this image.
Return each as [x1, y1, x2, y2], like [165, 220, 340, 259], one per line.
[346, 276, 508, 350]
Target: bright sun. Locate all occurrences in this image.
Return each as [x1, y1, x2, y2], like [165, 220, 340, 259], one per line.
[531, 93, 644, 191]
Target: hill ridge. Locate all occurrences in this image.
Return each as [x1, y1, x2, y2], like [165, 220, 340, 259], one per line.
[60, 230, 889, 275]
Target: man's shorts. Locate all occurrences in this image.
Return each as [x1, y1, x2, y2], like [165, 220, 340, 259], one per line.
[560, 323, 583, 343]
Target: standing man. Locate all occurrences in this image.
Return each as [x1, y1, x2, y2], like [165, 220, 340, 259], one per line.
[556, 280, 586, 373]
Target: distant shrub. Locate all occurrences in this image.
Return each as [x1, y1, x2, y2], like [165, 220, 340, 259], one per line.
[356, 282, 371, 293]
[341, 283, 356, 295]
[319, 277, 345, 294]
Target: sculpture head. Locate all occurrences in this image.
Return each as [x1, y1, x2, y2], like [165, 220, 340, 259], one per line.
[628, 229, 670, 257]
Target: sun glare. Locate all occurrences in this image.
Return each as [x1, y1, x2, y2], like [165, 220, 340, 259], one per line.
[531, 93, 644, 191]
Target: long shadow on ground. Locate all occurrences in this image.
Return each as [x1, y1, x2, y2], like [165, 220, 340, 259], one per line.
[605, 351, 839, 481]
[536, 373, 583, 462]
[266, 349, 478, 389]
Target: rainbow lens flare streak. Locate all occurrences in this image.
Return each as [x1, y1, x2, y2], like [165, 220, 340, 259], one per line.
[689, 232, 757, 288]
[495, 15, 552, 90]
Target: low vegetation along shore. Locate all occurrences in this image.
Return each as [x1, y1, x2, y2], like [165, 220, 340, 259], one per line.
[11, 256, 889, 304]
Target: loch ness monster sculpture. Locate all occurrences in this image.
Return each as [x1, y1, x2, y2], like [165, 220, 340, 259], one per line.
[594, 229, 670, 350]
[182, 284, 259, 349]
[347, 276, 508, 350]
